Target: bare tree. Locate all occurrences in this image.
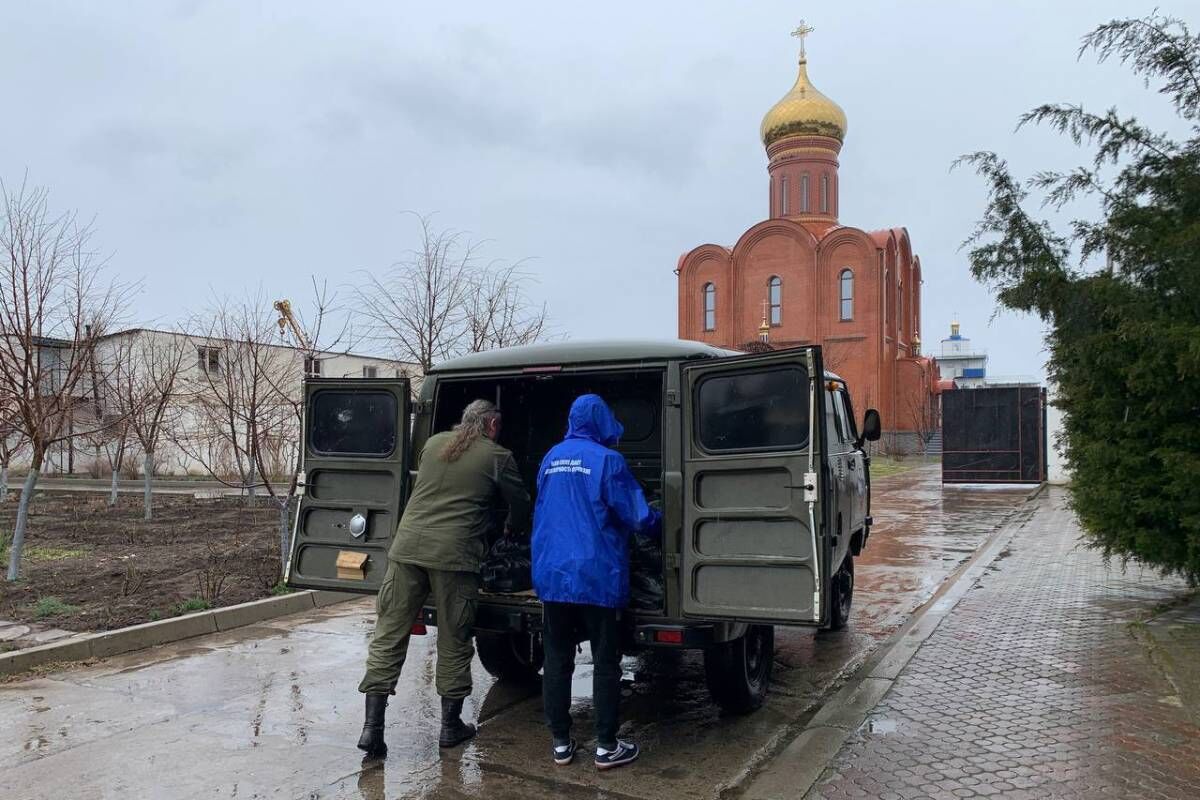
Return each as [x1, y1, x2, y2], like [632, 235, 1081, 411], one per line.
[81, 416, 131, 506]
[108, 331, 189, 520]
[904, 389, 938, 456]
[355, 214, 548, 375]
[1, 177, 133, 581]
[466, 263, 548, 352]
[175, 284, 344, 570]
[259, 281, 349, 566]
[0, 400, 27, 503]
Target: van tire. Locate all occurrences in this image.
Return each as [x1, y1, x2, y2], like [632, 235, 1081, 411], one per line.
[703, 625, 774, 714]
[823, 554, 854, 632]
[476, 631, 544, 683]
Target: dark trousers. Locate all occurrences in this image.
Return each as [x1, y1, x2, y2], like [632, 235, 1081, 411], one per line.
[542, 601, 622, 749]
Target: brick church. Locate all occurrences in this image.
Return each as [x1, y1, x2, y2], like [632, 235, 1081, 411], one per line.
[676, 26, 938, 444]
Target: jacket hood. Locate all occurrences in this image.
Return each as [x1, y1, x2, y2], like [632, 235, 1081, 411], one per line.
[566, 394, 623, 447]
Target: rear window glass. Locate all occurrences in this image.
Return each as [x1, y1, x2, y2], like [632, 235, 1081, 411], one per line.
[696, 366, 809, 453]
[309, 390, 397, 456]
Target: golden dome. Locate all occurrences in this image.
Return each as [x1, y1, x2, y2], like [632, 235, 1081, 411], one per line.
[760, 56, 847, 146]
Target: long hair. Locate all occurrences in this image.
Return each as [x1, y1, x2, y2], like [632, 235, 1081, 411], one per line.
[442, 399, 499, 462]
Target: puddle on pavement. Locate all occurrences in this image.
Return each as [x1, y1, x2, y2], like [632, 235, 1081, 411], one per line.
[866, 717, 898, 735]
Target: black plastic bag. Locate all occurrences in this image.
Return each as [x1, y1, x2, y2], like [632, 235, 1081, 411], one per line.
[629, 533, 664, 610]
[481, 537, 533, 594]
[629, 571, 664, 610]
[631, 533, 662, 569]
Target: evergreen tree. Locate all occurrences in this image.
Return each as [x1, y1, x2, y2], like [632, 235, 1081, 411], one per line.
[959, 13, 1200, 583]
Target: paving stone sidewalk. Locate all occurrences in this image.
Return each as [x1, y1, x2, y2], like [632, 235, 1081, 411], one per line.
[807, 488, 1200, 799]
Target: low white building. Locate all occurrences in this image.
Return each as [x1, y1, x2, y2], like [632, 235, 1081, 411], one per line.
[35, 327, 413, 477]
[937, 321, 989, 388]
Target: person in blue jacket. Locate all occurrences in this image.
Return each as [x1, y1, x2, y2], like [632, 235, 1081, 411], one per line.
[531, 393, 661, 770]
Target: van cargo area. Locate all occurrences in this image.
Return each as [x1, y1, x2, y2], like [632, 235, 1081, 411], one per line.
[430, 368, 666, 613]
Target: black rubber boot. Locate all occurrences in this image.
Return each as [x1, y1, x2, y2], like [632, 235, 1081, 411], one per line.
[357, 694, 388, 758]
[438, 697, 477, 748]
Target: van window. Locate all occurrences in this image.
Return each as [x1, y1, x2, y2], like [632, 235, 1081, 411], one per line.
[837, 390, 858, 442]
[696, 366, 808, 453]
[309, 390, 397, 456]
[825, 389, 845, 445]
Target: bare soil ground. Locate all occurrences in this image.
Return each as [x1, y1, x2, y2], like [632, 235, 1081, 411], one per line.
[0, 491, 288, 632]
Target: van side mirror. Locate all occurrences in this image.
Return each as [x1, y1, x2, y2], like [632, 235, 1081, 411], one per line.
[860, 409, 882, 444]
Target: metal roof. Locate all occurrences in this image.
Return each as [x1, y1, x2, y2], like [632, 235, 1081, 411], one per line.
[430, 339, 740, 373]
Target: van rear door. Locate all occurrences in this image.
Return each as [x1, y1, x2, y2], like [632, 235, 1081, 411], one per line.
[680, 347, 825, 625]
[285, 378, 410, 593]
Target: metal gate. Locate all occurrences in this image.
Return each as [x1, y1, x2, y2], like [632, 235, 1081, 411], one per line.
[941, 386, 1047, 484]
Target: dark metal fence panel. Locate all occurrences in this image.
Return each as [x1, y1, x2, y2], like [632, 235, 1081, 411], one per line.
[941, 387, 1046, 484]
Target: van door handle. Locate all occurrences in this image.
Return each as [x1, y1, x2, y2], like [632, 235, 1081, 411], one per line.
[848, 459, 856, 470]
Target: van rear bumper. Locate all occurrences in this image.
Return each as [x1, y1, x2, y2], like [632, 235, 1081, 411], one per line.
[419, 603, 719, 650]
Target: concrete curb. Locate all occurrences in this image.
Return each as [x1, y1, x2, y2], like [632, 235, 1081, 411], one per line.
[0, 589, 359, 677]
[741, 483, 1046, 800]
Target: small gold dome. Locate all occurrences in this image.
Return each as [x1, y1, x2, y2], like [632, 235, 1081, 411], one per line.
[760, 57, 848, 146]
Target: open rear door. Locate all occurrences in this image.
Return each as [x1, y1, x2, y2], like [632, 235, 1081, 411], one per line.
[285, 378, 410, 593]
[680, 347, 825, 625]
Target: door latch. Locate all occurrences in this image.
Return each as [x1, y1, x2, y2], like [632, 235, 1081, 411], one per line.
[803, 471, 817, 503]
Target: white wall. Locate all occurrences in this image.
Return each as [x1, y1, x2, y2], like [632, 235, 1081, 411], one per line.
[1046, 390, 1069, 485]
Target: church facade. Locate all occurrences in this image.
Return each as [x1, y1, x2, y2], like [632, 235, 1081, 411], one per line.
[676, 31, 937, 446]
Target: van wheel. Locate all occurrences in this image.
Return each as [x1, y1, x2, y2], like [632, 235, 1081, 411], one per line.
[823, 554, 854, 632]
[703, 625, 774, 714]
[476, 632, 544, 683]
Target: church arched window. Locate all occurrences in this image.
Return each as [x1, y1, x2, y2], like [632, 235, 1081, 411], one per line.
[768, 276, 782, 325]
[839, 269, 853, 321]
[884, 268, 890, 326]
[801, 174, 810, 212]
[780, 177, 789, 215]
[821, 174, 830, 213]
[703, 283, 716, 331]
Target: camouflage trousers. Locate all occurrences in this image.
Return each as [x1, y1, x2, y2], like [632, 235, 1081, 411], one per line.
[358, 560, 480, 699]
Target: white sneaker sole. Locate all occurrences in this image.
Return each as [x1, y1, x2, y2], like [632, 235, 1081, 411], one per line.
[595, 752, 639, 770]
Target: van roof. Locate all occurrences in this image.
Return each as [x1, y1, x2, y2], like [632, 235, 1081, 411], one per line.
[430, 339, 741, 373]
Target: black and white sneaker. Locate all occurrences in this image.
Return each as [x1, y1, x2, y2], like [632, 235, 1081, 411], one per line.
[594, 740, 639, 770]
[552, 739, 578, 766]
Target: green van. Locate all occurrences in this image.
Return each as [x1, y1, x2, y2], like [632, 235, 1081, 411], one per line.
[286, 340, 880, 713]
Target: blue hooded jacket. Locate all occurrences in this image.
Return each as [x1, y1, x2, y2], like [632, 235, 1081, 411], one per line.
[532, 394, 662, 608]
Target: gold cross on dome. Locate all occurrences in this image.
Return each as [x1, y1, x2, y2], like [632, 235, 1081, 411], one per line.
[791, 20, 815, 58]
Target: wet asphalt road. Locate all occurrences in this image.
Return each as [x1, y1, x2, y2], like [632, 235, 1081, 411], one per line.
[0, 465, 1032, 800]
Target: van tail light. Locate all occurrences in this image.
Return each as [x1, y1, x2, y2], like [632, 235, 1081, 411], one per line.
[411, 615, 427, 635]
[654, 629, 684, 645]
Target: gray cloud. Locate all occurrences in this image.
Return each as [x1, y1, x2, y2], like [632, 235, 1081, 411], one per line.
[0, 0, 1182, 380]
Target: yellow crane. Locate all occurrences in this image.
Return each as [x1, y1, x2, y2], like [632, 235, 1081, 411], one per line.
[273, 299, 311, 351]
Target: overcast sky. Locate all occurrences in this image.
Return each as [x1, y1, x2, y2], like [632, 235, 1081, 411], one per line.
[1, 1, 1189, 379]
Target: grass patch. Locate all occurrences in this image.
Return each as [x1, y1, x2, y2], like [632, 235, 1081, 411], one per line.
[869, 455, 939, 479]
[870, 456, 915, 479]
[33, 596, 81, 619]
[173, 598, 211, 616]
[269, 580, 293, 596]
[25, 546, 86, 563]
